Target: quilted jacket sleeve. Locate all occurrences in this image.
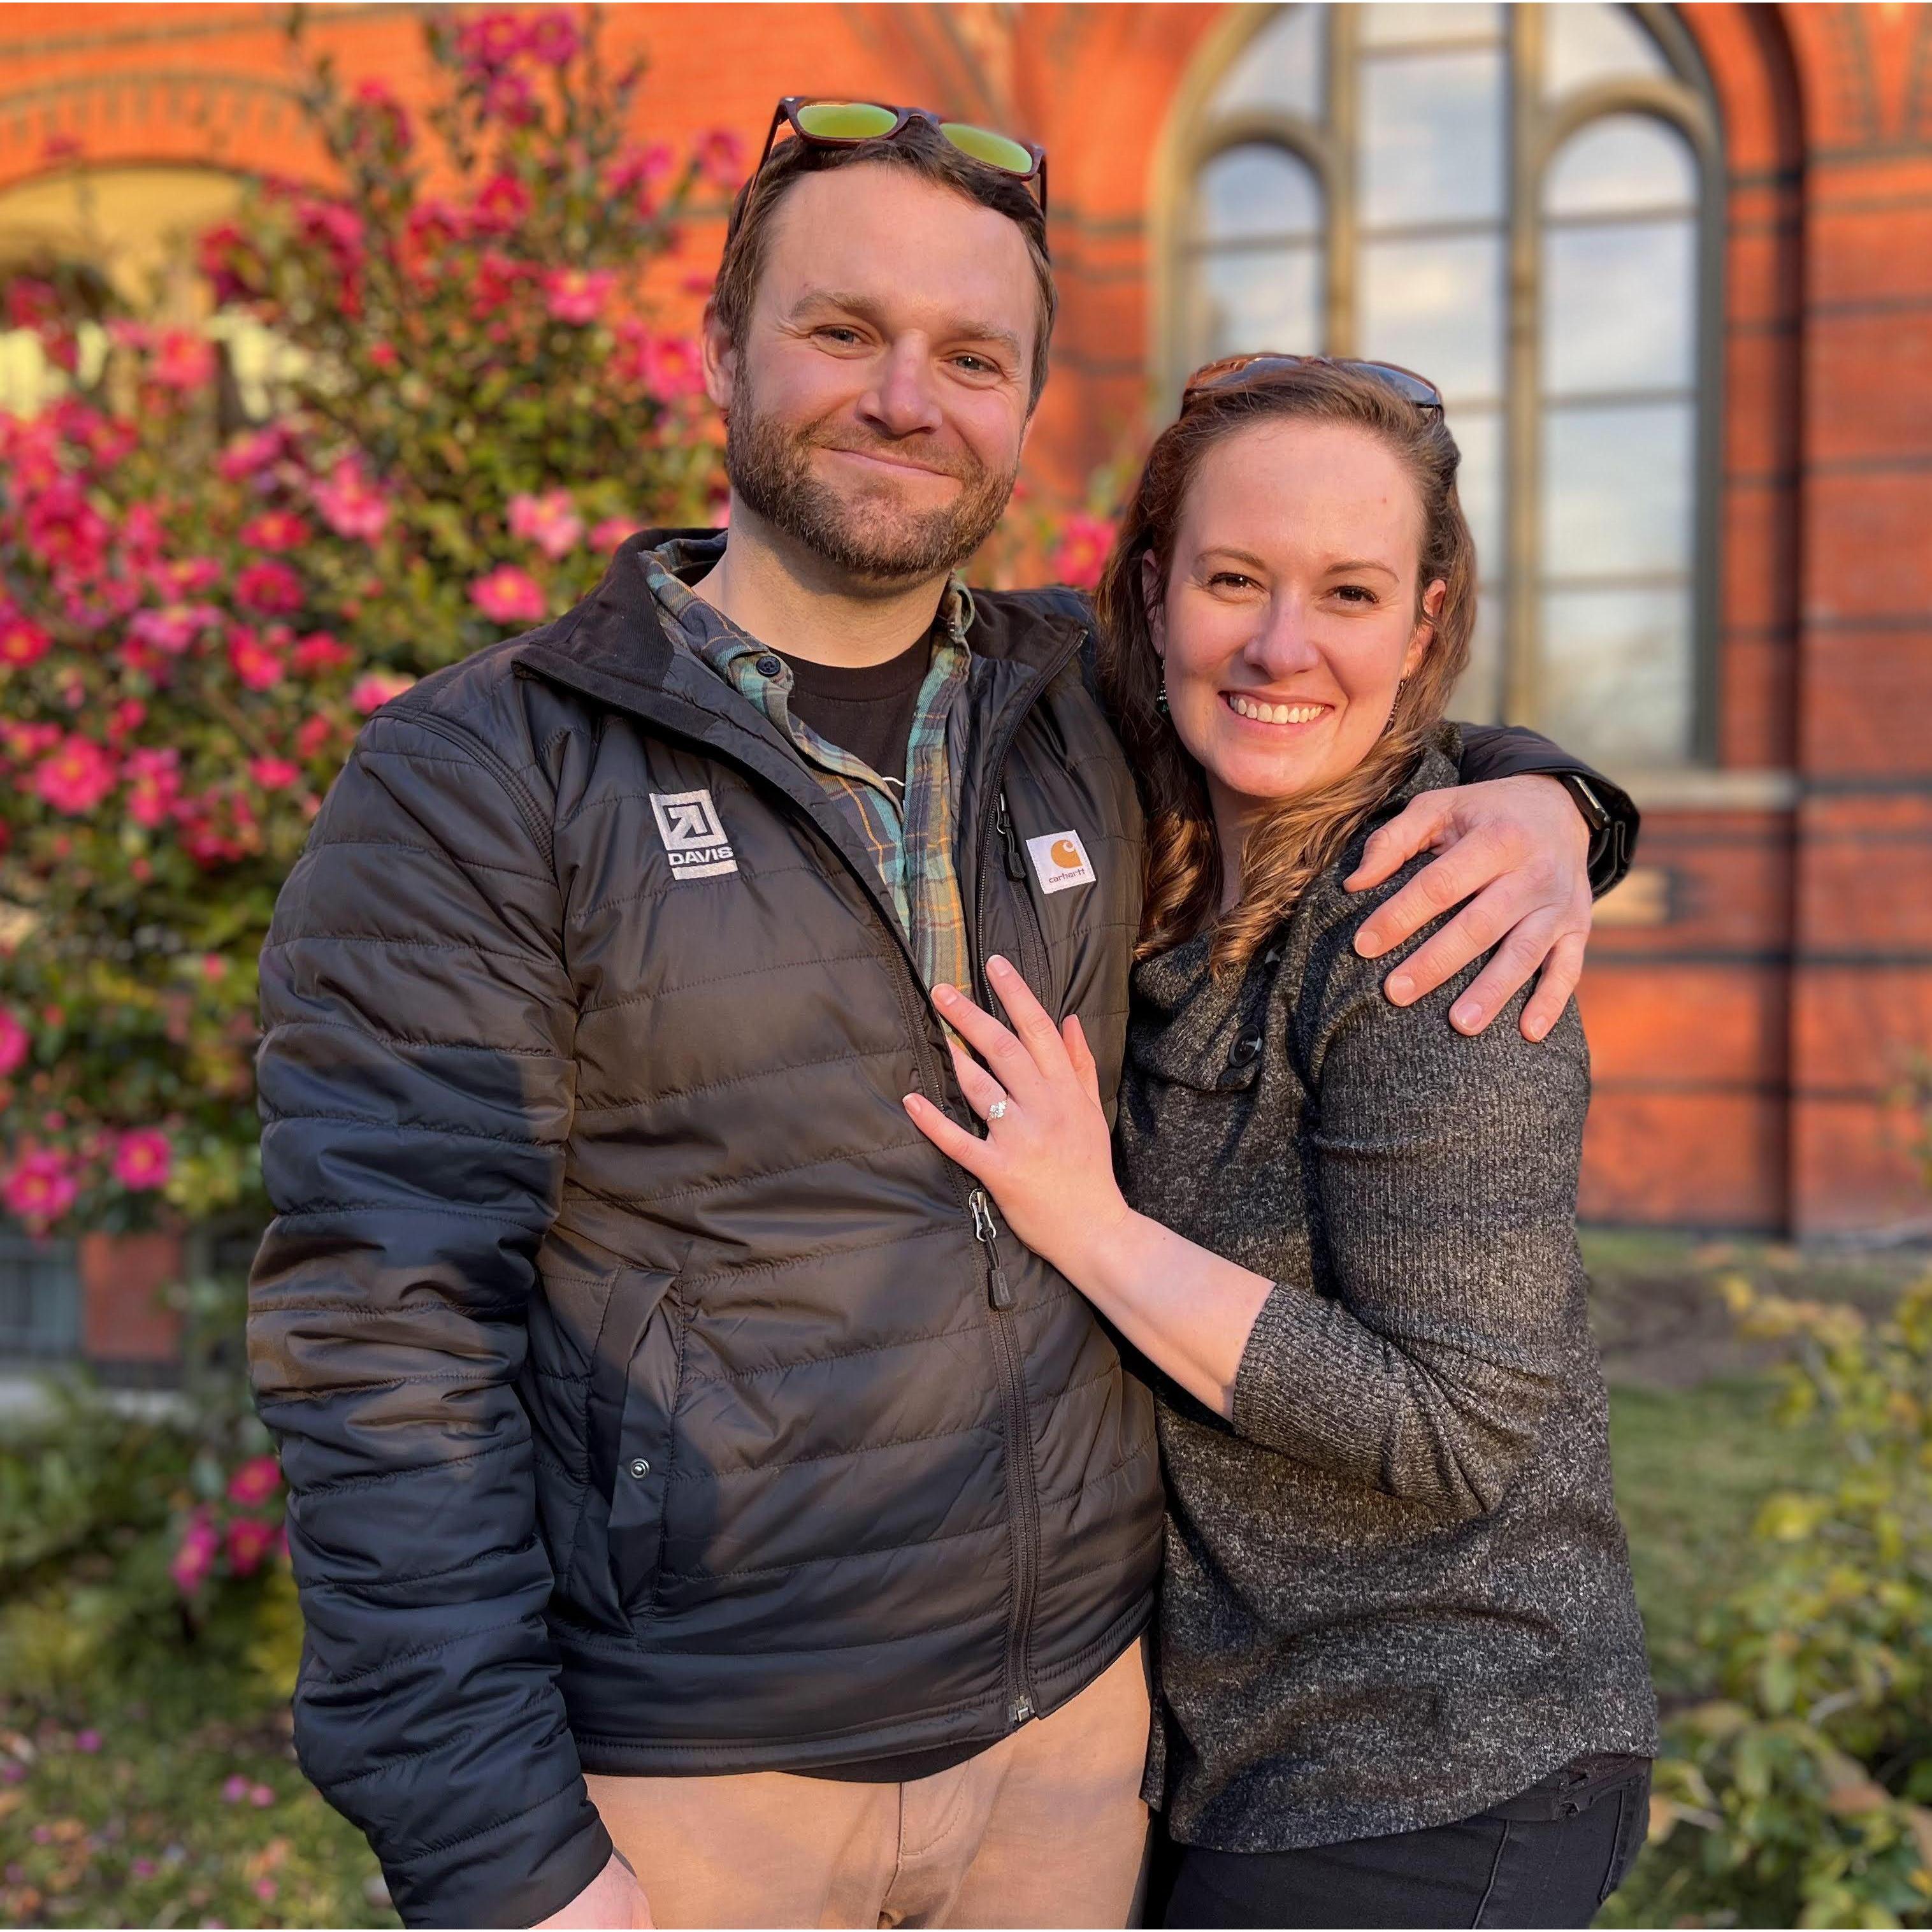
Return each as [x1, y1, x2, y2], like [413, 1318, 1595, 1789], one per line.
[249, 704, 612, 1928]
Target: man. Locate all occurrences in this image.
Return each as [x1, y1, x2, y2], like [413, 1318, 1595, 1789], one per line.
[249, 106, 1635, 1930]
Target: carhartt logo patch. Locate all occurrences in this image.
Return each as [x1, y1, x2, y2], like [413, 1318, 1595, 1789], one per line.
[649, 789, 737, 879]
[1025, 828, 1096, 895]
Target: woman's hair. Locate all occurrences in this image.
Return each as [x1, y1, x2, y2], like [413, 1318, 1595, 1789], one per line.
[1095, 359, 1476, 976]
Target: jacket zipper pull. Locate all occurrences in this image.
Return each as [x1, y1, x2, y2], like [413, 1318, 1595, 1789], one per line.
[997, 793, 1027, 882]
[970, 1188, 1015, 1309]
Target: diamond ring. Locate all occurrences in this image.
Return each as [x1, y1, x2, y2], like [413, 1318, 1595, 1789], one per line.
[987, 1100, 1009, 1121]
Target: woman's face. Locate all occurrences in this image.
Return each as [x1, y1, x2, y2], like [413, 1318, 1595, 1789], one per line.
[1148, 418, 1445, 835]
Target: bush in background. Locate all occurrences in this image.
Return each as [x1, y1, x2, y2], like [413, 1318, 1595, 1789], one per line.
[0, 8, 730, 1241]
[1610, 1264, 1932, 1928]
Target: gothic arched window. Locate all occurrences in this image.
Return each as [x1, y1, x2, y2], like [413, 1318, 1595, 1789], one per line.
[1164, 4, 1720, 768]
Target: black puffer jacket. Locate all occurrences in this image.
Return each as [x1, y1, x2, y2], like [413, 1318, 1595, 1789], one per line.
[248, 535, 1165, 1926]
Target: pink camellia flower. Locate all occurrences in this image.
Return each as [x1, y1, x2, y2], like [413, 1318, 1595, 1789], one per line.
[0, 614, 51, 667]
[295, 714, 336, 760]
[73, 1729, 100, 1754]
[3, 1149, 78, 1230]
[150, 331, 216, 391]
[113, 1129, 173, 1191]
[483, 68, 540, 127]
[128, 603, 222, 658]
[2, 720, 63, 761]
[542, 267, 615, 326]
[226, 1516, 278, 1577]
[1049, 511, 1118, 592]
[220, 1773, 250, 1805]
[106, 698, 147, 741]
[234, 559, 304, 617]
[471, 170, 531, 234]
[227, 1455, 282, 1507]
[249, 1784, 275, 1809]
[227, 626, 285, 692]
[240, 510, 310, 552]
[124, 747, 182, 828]
[456, 10, 528, 75]
[310, 457, 393, 543]
[589, 516, 635, 552]
[32, 735, 118, 814]
[215, 424, 293, 482]
[508, 489, 584, 560]
[170, 1510, 219, 1593]
[695, 127, 747, 189]
[368, 340, 400, 371]
[470, 565, 547, 625]
[524, 8, 580, 66]
[349, 669, 417, 713]
[291, 630, 353, 675]
[0, 1007, 27, 1078]
[248, 757, 301, 791]
[640, 333, 704, 402]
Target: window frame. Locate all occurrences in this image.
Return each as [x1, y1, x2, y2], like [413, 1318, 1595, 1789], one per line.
[1153, 1, 1726, 766]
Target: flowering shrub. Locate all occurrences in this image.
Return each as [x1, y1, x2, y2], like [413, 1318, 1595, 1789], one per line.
[0, 8, 732, 1236]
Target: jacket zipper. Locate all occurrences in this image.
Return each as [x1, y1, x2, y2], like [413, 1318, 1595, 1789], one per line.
[991, 791, 1050, 1000]
[964, 636, 1086, 1727]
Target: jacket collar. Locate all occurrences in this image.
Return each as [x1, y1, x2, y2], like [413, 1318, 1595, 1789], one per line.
[531, 528, 1090, 703]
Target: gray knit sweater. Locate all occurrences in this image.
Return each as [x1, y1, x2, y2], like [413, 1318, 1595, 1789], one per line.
[1117, 733, 1658, 1852]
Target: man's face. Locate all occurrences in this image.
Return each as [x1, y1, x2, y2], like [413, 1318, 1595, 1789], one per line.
[705, 163, 1040, 587]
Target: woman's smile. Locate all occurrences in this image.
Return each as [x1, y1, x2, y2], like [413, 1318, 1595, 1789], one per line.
[1222, 691, 1334, 728]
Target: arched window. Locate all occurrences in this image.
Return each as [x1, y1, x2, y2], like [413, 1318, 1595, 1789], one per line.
[1163, 4, 1720, 768]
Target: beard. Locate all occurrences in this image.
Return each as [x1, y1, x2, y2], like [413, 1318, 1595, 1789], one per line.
[724, 378, 1018, 587]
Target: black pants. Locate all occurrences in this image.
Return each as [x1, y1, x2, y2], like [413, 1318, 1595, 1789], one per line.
[1159, 1756, 1651, 1929]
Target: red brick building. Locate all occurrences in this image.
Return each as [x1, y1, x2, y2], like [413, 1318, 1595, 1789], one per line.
[1, 2, 1929, 1271]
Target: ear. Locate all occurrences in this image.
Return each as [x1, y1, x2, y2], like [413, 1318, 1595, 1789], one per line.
[701, 299, 737, 415]
[1140, 549, 1166, 658]
[1402, 576, 1446, 681]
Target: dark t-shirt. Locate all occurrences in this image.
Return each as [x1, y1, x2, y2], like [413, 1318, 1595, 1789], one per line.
[776, 632, 934, 786]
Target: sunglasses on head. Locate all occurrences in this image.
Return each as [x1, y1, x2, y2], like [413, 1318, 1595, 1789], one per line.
[1182, 353, 1444, 416]
[753, 96, 1048, 214]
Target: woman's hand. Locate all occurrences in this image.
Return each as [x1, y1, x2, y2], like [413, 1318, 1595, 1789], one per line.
[902, 956, 1134, 1276]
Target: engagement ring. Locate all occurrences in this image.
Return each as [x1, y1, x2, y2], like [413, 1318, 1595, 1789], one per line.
[987, 1100, 1009, 1121]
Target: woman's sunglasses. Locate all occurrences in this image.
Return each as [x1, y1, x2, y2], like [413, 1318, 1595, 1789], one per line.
[753, 96, 1048, 214]
[1182, 353, 1444, 417]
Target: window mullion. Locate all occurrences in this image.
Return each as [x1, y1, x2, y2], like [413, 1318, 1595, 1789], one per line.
[1503, 3, 1546, 728]
[1327, 3, 1360, 358]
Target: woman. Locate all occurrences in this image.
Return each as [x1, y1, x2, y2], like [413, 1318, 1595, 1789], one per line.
[902, 357, 1657, 1929]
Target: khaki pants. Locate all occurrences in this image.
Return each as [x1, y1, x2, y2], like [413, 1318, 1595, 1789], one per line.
[587, 1638, 1153, 1929]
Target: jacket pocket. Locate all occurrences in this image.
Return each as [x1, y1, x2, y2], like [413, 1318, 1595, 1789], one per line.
[581, 1265, 684, 1621]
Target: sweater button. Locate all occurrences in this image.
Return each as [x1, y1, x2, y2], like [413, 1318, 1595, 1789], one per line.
[628, 1458, 651, 1479]
[1263, 946, 1283, 969]
[1229, 1033, 1262, 1067]
[756, 655, 783, 678]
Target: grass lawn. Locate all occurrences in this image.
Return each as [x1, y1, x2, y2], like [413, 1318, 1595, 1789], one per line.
[1607, 1376, 1819, 1705]
[0, 1697, 391, 1929]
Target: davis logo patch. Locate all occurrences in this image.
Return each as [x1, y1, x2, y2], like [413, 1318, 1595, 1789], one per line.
[649, 788, 738, 880]
[1025, 828, 1097, 895]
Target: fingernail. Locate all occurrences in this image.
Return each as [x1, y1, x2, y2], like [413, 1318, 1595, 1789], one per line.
[934, 984, 958, 1006]
[1453, 998, 1481, 1030]
[988, 955, 1012, 976]
[1524, 1016, 1547, 1042]
[1355, 930, 1385, 958]
[1385, 972, 1413, 1004]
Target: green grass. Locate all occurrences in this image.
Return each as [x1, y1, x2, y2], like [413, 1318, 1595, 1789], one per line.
[0, 1699, 392, 1929]
[1608, 1376, 1819, 1704]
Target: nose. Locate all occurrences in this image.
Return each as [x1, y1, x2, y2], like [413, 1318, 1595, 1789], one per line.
[1246, 595, 1322, 677]
[859, 337, 945, 439]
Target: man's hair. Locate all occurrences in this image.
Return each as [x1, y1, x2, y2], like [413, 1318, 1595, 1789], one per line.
[710, 115, 1056, 409]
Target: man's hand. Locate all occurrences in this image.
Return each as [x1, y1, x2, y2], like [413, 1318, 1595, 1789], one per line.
[536, 1853, 653, 1929]
[1345, 774, 1592, 1042]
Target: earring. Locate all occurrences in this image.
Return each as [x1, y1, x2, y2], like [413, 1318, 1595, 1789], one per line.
[1156, 673, 1169, 717]
[1384, 677, 1408, 731]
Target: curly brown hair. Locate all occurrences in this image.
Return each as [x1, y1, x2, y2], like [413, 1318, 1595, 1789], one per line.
[1095, 359, 1476, 977]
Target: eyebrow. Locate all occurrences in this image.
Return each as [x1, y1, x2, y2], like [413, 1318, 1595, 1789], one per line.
[792, 286, 1025, 362]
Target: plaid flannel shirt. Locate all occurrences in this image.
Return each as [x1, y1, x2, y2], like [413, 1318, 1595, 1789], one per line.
[643, 537, 974, 1000]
